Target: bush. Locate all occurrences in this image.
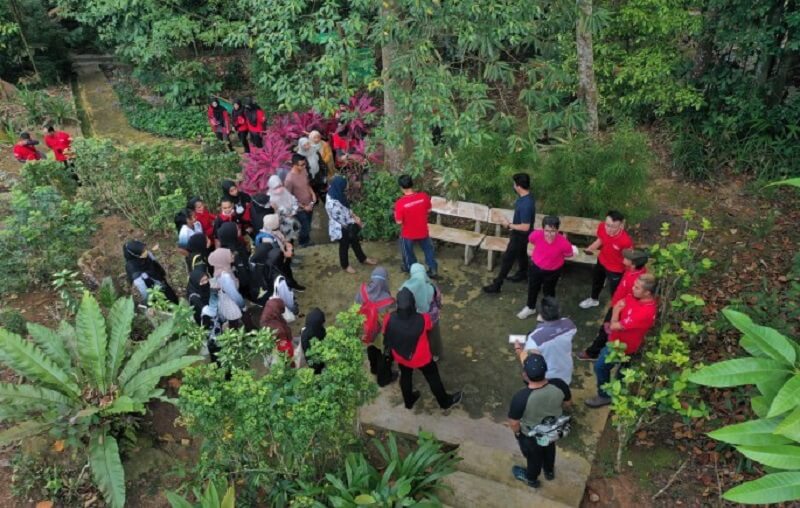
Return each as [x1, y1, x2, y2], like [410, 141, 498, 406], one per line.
[113, 81, 207, 140]
[152, 61, 222, 108]
[0, 309, 27, 336]
[15, 88, 77, 126]
[178, 306, 377, 504]
[71, 138, 240, 233]
[535, 127, 652, 223]
[352, 171, 401, 241]
[0, 185, 95, 295]
[19, 159, 78, 197]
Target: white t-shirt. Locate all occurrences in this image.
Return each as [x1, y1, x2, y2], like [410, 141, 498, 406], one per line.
[524, 318, 577, 385]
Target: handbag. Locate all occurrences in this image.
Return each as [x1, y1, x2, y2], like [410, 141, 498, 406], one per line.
[270, 275, 296, 323]
[217, 290, 243, 322]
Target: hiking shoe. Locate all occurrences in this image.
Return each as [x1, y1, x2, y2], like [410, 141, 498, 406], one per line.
[576, 351, 598, 362]
[507, 272, 527, 283]
[512, 465, 540, 488]
[405, 390, 421, 409]
[442, 391, 463, 410]
[483, 283, 501, 294]
[544, 470, 555, 481]
[585, 395, 612, 408]
[579, 298, 600, 309]
[517, 306, 537, 320]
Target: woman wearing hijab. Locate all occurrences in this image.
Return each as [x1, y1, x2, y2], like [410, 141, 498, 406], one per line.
[221, 179, 253, 233]
[187, 197, 216, 240]
[267, 174, 301, 244]
[296, 136, 325, 198]
[208, 248, 246, 326]
[300, 308, 326, 374]
[187, 264, 213, 327]
[123, 240, 179, 305]
[185, 232, 210, 274]
[325, 175, 376, 273]
[231, 99, 250, 153]
[216, 221, 253, 298]
[250, 244, 298, 311]
[207, 97, 232, 150]
[309, 130, 336, 182]
[357, 266, 398, 386]
[260, 298, 294, 359]
[383, 288, 462, 410]
[244, 99, 266, 149]
[249, 193, 274, 240]
[401, 263, 444, 360]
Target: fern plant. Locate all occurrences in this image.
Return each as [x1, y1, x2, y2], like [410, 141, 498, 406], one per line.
[166, 480, 235, 508]
[0, 292, 202, 508]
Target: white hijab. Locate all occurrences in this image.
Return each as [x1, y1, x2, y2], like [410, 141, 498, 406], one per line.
[268, 174, 297, 213]
[296, 136, 321, 178]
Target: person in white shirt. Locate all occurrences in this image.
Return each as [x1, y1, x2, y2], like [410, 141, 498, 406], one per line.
[514, 297, 576, 386]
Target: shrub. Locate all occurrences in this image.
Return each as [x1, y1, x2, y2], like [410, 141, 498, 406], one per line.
[0, 292, 203, 508]
[0, 185, 95, 295]
[18, 159, 78, 197]
[113, 81, 207, 140]
[240, 130, 292, 195]
[15, 88, 77, 126]
[178, 306, 377, 504]
[0, 308, 27, 336]
[72, 138, 240, 233]
[535, 127, 652, 223]
[166, 480, 235, 508]
[352, 171, 401, 241]
[152, 61, 222, 108]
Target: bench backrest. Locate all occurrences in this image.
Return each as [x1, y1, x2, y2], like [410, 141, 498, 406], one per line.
[489, 207, 599, 236]
[431, 196, 490, 222]
[489, 208, 545, 228]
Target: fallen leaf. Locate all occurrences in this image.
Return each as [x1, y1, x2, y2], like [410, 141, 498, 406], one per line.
[52, 440, 65, 452]
[36, 502, 54, 508]
[365, 429, 376, 436]
[167, 378, 182, 389]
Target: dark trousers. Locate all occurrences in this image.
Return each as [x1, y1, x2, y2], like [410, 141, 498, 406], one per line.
[338, 235, 367, 269]
[214, 131, 233, 151]
[527, 263, 562, 309]
[249, 131, 263, 149]
[296, 209, 312, 246]
[400, 237, 438, 274]
[237, 131, 250, 153]
[399, 362, 450, 408]
[585, 308, 613, 357]
[590, 262, 623, 300]
[494, 231, 529, 286]
[517, 435, 555, 482]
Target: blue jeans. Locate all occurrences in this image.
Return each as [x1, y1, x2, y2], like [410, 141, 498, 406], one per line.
[296, 209, 312, 246]
[400, 237, 438, 274]
[594, 346, 615, 398]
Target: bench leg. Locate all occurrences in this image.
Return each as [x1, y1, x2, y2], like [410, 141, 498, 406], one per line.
[487, 250, 494, 271]
[464, 246, 474, 265]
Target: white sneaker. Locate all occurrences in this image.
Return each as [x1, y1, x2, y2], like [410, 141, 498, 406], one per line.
[579, 298, 600, 309]
[536, 313, 544, 322]
[517, 306, 537, 320]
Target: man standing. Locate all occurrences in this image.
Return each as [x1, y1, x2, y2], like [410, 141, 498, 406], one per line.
[515, 297, 576, 387]
[484, 173, 535, 294]
[578, 248, 649, 361]
[43, 125, 73, 168]
[284, 154, 316, 248]
[395, 175, 438, 278]
[578, 210, 633, 309]
[585, 273, 658, 408]
[12, 132, 43, 162]
[507, 354, 567, 488]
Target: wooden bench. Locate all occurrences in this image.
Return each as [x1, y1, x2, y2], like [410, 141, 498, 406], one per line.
[480, 208, 601, 270]
[429, 196, 489, 265]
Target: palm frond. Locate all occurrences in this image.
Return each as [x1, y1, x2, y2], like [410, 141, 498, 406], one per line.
[75, 292, 108, 393]
[117, 318, 175, 387]
[26, 322, 72, 372]
[105, 297, 134, 386]
[0, 329, 80, 397]
[122, 356, 202, 400]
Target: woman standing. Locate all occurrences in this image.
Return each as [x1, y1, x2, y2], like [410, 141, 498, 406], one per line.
[221, 179, 253, 235]
[401, 263, 444, 360]
[357, 266, 397, 386]
[297, 136, 325, 197]
[186, 264, 212, 327]
[249, 193, 274, 240]
[187, 197, 216, 240]
[260, 298, 294, 359]
[244, 99, 266, 149]
[383, 288, 462, 410]
[231, 99, 250, 153]
[123, 240, 178, 305]
[300, 308, 326, 374]
[309, 130, 336, 182]
[267, 175, 301, 245]
[207, 97, 232, 150]
[517, 216, 578, 321]
[208, 248, 246, 328]
[325, 176, 376, 273]
[185, 232, 210, 274]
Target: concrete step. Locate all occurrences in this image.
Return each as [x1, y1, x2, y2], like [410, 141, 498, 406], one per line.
[438, 470, 572, 508]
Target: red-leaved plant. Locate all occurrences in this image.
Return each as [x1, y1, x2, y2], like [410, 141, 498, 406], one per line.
[337, 94, 379, 140]
[271, 111, 336, 144]
[240, 131, 292, 194]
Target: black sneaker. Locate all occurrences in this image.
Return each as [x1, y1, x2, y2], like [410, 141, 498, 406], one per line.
[427, 271, 440, 280]
[512, 465, 540, 488]
[482, 283, 501, 294]
[441, 391, 463, 410]
[544, 470, 555, 481]
[507, 272, 527, 283]
[405, 390, 421, 409]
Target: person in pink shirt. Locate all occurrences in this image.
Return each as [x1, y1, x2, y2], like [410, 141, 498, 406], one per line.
[517, 216, 579, 321]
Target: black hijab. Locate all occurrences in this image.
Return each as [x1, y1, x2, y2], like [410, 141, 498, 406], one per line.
[384, 288, 425, 361]
[231, 98, 245, 123]
[187, 265, 210, 308]
[249, 242, 275, 302]
[221, 179, 251, 206]
[185, 233, 208, 273]
[244, 100, 260, 125]
[217, 222, 239, 249]
[210, 97, 225, 125]
[250, 193, 274, 236]
[301, 308, 327, 374]
[123, 240, 164, 284]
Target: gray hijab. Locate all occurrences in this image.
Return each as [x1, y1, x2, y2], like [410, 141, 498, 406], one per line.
[356, 266, 392, 304]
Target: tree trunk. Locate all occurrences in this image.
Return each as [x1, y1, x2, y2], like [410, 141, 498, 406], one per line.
[576, 0, 599, 136]
[8, 0, 40, 82]
[381, 2, 405, 174]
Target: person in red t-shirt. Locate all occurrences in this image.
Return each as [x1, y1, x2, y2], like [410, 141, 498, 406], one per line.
[579, 210, 633, 309]
[12, 132, 44, 163]
[383, 288, 462, 410]
[43, 125, 72, 164]
[244, 99, 266, 149]
[207, 97, 233, 151]
[578, 248, 649, 360]
[586, 273, 658, 408]
[230, 99, 250, 153]
[394, 175, 439, 278]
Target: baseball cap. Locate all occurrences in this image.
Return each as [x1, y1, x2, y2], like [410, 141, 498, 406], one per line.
[622, 248, 649, 265]
[523, 354, 547, 381]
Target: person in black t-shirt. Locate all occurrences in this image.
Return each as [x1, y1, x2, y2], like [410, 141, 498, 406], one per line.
[484, 173, 535, 294]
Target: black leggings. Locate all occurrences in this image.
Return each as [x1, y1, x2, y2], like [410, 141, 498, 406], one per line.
[237, 131, 250, 153]
[527, 263, 562, 309]
[249, 131, 263, 149]
[398, 361, 451, 408]
[590, 262, 623, 300]
[338, 234, 367, 269]
[214, 131, 233, 151]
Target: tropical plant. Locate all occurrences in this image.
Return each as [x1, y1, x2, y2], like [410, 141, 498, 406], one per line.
[166, 480, 235, 508]
[690, 309, 800, 504]
[52, 269, 86, 316]
[352, 171, 401, 241]
[324, 432, 459, 507]
[0, 292, 202, 507]
[270, 110, 334, 144]
[18, 159, 78, 197]
[113, 81, 208, 139]
[239, 130, 292, 194]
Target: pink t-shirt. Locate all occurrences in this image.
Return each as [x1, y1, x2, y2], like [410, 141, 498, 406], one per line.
[529, 230, 574, 271]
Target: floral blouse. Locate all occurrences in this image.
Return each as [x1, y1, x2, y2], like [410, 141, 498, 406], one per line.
[325, 197, 355, 241]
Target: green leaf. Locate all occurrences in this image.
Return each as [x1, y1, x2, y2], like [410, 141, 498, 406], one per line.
[89, 432, 126, 508]
[767, 375, 800, 418]
[26, 322, 71, 371]
[736, 445, 800, 470]
[0, 420, 53, 446]
[76, 292, 109, 392]
[723, 309, 796, 365]
[164, 491, 194, 508]
[0, 382, 73, 409]
[708, 418, 792, 446]
[122, 356, 202, 400]
[723, 472, 800, 504]
[0, 329, 80, 397]
[688, 358, 790, 387]
[106, 297, 134, 385]
[766, 178, 800, 189]
[118, 318, 175, 387]
[142, 337, 190, 371]
[775, 406, 800, 442]
[220, 485, 235, 508]
[354, 494, 377, 505]
[100, 395, 143, 416]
